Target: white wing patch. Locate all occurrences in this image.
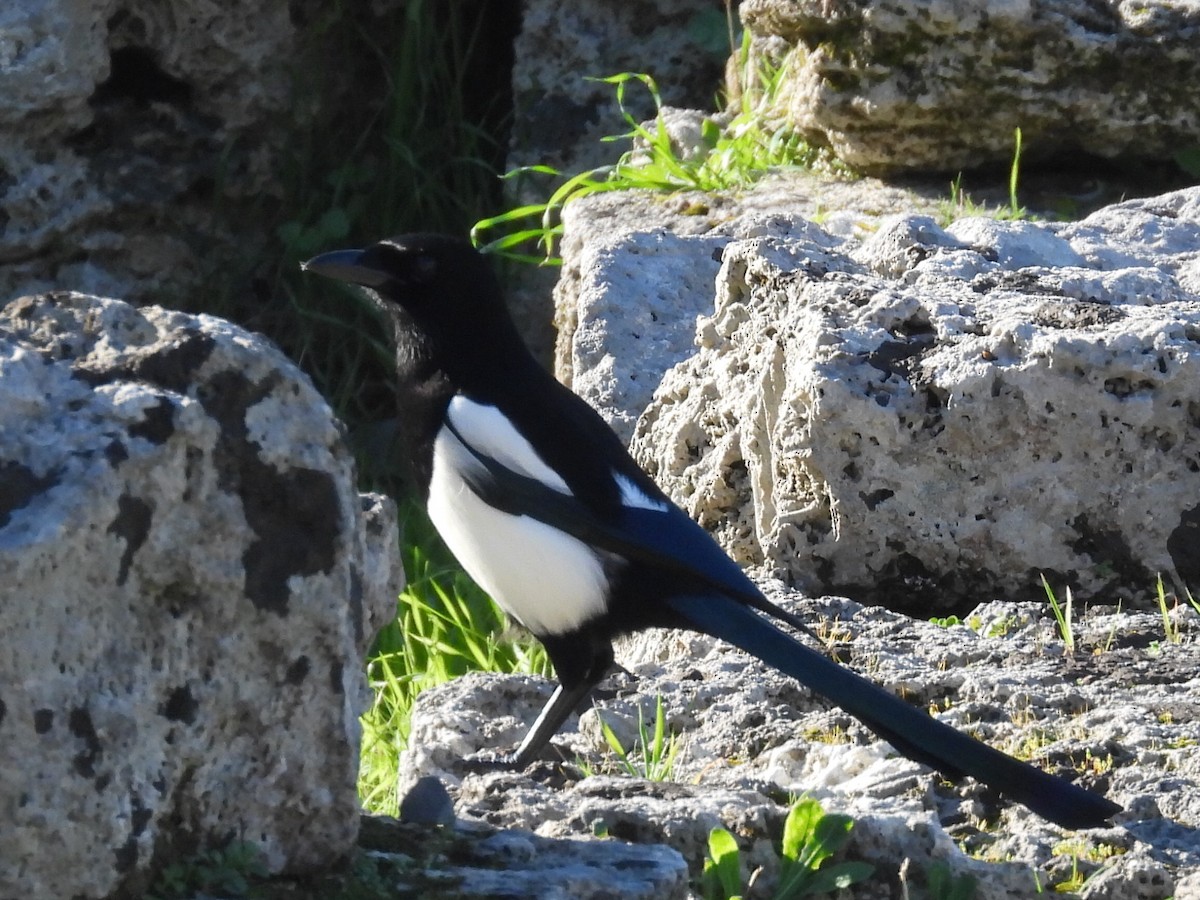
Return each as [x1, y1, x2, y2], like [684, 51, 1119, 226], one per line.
[445, 395, 570, 494]
[428, 403, 607, 636]
[615, 472, 670, 512]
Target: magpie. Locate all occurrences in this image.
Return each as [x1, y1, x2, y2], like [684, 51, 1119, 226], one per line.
[303, 233, 1121, 829]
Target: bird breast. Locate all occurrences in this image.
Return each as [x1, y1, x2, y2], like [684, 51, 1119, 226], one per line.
[426, 415, 610, 637]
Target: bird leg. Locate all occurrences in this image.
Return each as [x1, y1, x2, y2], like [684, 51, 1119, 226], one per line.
[463, 635, 616, 772]
[461, 678, 602, 771]
[512, 680, 597, 765]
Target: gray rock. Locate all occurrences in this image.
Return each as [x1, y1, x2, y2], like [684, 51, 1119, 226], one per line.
[360, 814, 689, 900]
[553, 174, 952, 442]
[738, 0, 1200, 174]
[399, 775, 456, 827]
[0, 292, 401, 899]
[0, 1, 309, 306]
[0, 0, 467, 322]
[1080, 853, 1175, 900]
[1175, 868, 1200, 900]
[402, 591, 1200, 900]
[557, 184, 1200, 611]
[425, 824, 688, 900]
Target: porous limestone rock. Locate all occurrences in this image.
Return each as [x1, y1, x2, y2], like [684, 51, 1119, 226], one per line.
[734, 0, 1200, 176]
[0, 292, 401, 899]
[553, 173, 953, 440]
[737, 0, 1200, 175]
[556, 185, 1200, 613]
[0, 0, 307, 305]
[402, 591, 1200, 900]
[361, 815, 690, 900]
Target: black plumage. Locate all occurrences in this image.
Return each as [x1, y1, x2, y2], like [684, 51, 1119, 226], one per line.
[304, 233, 1121, 829]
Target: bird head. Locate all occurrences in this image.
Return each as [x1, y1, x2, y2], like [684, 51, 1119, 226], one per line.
[303, 233, 524, 371]
[302, 233, 495, 312]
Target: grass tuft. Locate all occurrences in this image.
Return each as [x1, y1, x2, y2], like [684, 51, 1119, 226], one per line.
[1040, 575, 1076, 654]
[581, 695, 683, 781]
[473, 45, 848, 264]
[938, 128, 1032, 225]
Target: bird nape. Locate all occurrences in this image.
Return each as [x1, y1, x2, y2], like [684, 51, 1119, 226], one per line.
[303, 233, 1122, 830]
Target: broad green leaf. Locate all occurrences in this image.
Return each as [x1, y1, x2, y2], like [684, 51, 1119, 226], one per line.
[705, 827, 743, 900]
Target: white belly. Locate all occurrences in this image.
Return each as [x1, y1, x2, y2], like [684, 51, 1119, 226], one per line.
[426, 425, 609, 636]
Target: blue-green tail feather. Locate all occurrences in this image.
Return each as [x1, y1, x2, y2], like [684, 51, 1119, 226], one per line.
[666, 594, 1120, 829]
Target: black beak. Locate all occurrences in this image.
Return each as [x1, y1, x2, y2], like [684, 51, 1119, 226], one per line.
[301, 249, 391, 288]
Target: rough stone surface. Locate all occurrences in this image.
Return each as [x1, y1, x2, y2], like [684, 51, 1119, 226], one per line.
[402, 591, 1200, 900]
[0, 292, 401, 899]
[0, 0, 444, 317]
[361, 815, 690, 900]
[553, 173, 954, 440]
[738, 0, 1200, 175]
[556, 185, 1200, 612]
[0, 0, 314, 306]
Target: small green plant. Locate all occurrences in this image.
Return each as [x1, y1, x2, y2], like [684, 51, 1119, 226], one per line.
[943, 173, 990, 221]
[148, 841, 269, 900]
[703, 826, 747, 900]
[1051, 839, 1125, 864]
[1008, 126, 1026, 219]
[969, 611, 1023, 639]
[1051, 854, 1086, 894]
[583, 694, 683, 781]
[1040, 575, 1076, 653]
[930, 615, 962, 628]
[924, 860, 978, 900]
[1155, 573, 1192, 644]
[991, 614, 1023, 638]
[473, 59, 841, 263]
[800, 724, 851, 745]
[1156, 574, 1178, 644]
[1080, 748, 1115, 776]
[939, 128, 1031, 225]
[1007, 726, 1056, 762]
[702, 796, 873, 899]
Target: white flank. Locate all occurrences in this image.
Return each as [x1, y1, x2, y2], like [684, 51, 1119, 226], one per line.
[445, 396, 570, 493]
[427, 411, 608, 636]
[614, 472, 670, 512]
